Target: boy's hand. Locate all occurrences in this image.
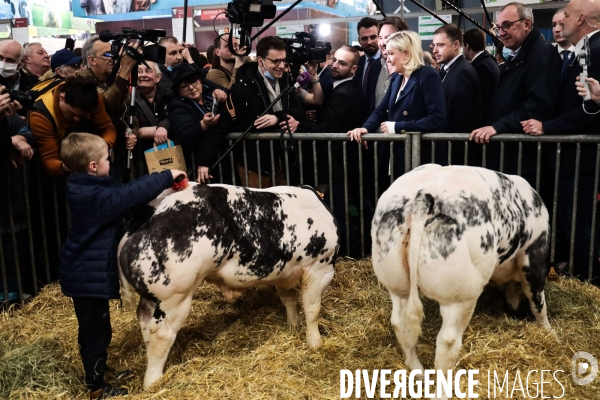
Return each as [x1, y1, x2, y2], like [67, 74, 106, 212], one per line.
[170, 169, 187, 181]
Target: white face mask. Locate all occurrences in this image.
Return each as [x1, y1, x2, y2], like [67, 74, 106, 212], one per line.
[0, 60, 20, 78]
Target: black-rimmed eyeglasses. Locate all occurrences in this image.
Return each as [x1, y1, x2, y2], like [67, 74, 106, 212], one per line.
[493, 18, 526, 34]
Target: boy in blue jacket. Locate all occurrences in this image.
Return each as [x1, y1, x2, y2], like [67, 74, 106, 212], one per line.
[58, 132, 185, 399]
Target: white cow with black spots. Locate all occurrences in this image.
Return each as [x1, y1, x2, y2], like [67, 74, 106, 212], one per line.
[372, 164, 553, 397]
[118, 183, 338, 389]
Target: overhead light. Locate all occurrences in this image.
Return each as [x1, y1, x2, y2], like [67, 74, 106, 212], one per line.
[317, 23, 331, 37]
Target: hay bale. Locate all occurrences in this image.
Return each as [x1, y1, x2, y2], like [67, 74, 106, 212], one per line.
[1, 258, 599, 399]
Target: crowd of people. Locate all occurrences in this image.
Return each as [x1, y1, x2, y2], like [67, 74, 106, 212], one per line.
[1, 1, 600, 396]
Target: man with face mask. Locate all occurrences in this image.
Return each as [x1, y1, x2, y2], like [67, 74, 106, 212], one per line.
[0, 39, 38, 91]
[229, 35, 304, 188]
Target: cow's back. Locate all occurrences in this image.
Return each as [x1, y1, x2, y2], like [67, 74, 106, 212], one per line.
[119, 183, 339, 301]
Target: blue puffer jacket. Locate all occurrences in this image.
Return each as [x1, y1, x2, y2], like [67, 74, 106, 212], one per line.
[59, 171, 173, 299]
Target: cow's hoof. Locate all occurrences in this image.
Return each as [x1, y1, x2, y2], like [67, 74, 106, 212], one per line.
[306, 336, 323, 348]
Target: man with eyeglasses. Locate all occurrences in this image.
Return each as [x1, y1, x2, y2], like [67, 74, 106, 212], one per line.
[469, 2, 560, 185]
[353, 17, 382, 124]
[229, 35, 304, 188]
[374, 17, 409, 111]
[80, 35, 138, 180]
[521, 0, 600, 284]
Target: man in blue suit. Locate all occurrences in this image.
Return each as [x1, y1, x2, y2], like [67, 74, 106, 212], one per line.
[520, 0, 600, 283]
[353, 17, 382, 125]
[433, 24, 483, 167]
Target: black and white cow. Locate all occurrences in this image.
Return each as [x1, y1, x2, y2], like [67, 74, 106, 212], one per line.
[118, 183, 338, 389]
[372, 164, 553, 393]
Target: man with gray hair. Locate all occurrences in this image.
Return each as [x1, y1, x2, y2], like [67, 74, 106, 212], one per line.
[22, 42, 50, 79]
[469, 2, 561, 185]
[80, 35, 138, 179]
[0, 39, 37, 90]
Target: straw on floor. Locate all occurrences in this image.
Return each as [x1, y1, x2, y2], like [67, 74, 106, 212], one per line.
[1, 258, 599, 399]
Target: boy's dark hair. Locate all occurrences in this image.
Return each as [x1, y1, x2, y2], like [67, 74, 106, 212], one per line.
[434, 24, 464, 46]
[214, 34, 227, 51]
[60, 132, 107, 174]
[377, 17, 409, 34]
[357, 17, 378, 33]
[256, 36, 286, 59]
[59, 75, 99, 111]
[463, 29, 486, 52]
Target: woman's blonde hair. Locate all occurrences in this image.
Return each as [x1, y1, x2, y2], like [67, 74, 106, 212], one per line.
[385, 30, 424, 74]
[60, 132, 107, 174]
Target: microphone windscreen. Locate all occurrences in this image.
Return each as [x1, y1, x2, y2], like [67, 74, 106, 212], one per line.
[296, 71, 312, 87]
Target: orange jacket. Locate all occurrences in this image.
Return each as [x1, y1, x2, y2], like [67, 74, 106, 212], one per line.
[29, 82, 116, 176]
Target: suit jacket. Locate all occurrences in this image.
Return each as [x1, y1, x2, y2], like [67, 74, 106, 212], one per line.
[442, 55, 483, 133]
[471, 51, 499, 118]
[301, 80, 362, 182]
[542, 32, 600, 175]
[362, 66, 446, 178]
[353, 54, 383, 124]
[363, 65, 445, 134]
[487, 28, 561, 176]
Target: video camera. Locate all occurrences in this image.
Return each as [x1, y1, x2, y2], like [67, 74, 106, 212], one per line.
[225, 0, 280, 56]
[6, 88, 38, 110]
[99, 28, 167, 66]
[282, 32, 331, 79]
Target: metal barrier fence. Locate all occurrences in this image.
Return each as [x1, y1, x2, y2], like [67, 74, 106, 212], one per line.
[2, 132, 598, 305]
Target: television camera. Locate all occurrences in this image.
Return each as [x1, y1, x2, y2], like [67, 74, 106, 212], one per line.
[99, 28, 167, 68]
[282, 32, 331, 80]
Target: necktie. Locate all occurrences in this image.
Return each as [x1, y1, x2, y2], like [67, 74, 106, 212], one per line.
[362, 57, 372, 97]
[560, 50, 573, 78]
[439, 67, 447, 81]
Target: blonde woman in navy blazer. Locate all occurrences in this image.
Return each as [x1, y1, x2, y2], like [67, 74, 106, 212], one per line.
[348, 30, 446, 181]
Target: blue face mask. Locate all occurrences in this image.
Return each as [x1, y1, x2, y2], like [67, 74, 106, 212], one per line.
[502, 47, 511, 59]
[261, 62, 275, 80]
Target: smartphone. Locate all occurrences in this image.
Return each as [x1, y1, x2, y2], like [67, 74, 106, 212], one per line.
[211, 97, 219, 116]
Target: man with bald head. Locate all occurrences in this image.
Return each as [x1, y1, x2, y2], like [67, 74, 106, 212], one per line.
[521, 0, 600, 283]
[469, 2, 561, 184]
[0, 40, 38, 91]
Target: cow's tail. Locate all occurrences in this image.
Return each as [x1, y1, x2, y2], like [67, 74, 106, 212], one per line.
[405, 188, 435, 336]
[117, 234, 138, 311]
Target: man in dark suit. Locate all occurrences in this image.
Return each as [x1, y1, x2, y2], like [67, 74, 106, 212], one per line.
[520, 0, 600, 283]
[470, 2, 561, 185]
[463, 29, 500, 119]
[353, 17, 382, 124]
[300, 45, 363, 257]
[433, 25, 483, 134]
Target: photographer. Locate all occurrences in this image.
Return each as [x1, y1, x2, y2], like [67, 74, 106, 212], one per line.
[206, 33, 248, 89]
[80, 35, 138, 179]
[229, 35, 304, 188]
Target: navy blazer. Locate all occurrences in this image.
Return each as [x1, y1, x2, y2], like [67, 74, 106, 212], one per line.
[362, 65, 446, 133]
[442, 55, 483, 133]
[353, 54, 383, 123]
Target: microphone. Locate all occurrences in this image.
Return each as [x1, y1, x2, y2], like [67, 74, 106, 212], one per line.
[294, 71, 312, 89]
[99, 30, 121, 42]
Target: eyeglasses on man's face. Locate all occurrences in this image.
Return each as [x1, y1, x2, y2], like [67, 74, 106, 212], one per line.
[493, 18, 526, 34]
[98, 52, 113, 60]
[265, 57, 286, 66]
